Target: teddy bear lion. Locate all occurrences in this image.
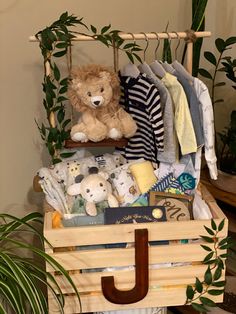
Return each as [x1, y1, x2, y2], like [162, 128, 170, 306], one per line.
[68, 64, 137, 142]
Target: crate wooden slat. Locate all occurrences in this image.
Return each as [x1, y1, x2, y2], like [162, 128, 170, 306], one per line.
[49, 264, 210, 293]
[48, 287, 221, 313]
[44, 185, 228, 313]
[44, 217, 225, 248]
[46, 243, 218, 272]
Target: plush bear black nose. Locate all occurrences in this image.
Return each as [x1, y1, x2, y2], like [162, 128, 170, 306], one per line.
[93, 100, 100, 106]
[88, 167, 99, 174]
[75, 174, 84, 183]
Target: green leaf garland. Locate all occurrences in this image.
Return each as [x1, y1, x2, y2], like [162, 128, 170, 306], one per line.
[185, 219, 233, 313]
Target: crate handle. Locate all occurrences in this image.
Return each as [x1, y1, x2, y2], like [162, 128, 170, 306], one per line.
[101, 228, 149, 304]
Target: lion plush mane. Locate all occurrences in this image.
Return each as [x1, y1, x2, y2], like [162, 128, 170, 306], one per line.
[67, 63, 137, 142]
[68, 64, 120, 115]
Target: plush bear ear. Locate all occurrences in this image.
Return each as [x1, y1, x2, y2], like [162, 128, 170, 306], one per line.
[98, 171, 109, 181]
[71, 78, 82, 90]
[99, 71, 111, 82]
[67, 183, 81, 196]
[75, 174, 84, 183]
[110, 173, 115, 179]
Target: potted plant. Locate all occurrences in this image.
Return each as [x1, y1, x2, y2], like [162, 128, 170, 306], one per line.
[199, 37, 236, 193]
[0, 212, 80, 314]
[218, 56, 236, 175]
[218, 110, 236, 175]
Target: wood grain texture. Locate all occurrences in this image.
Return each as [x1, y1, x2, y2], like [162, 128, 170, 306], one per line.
[48, 264, 209, 293]
[44, 217, 227, 248]
[44, 186, 228, 313]
[46, 242, 226, 272]
[48, 287, 222, 313]
[64, 138, 128, 148]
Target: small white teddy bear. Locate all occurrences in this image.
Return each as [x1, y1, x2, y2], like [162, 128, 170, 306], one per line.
[67, 167, 118, 216]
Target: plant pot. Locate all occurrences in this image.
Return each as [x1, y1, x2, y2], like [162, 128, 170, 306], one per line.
[210, 170, 236, 194]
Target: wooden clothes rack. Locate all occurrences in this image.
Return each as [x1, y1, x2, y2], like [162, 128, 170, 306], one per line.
[30, 30, 211, 149]
[30, 30, 211, 74]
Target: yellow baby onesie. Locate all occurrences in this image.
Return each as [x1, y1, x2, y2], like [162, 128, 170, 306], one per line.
[162, 72, 197, 155]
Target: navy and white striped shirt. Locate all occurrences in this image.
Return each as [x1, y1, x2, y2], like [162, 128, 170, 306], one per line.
[117, 73, 164, 166]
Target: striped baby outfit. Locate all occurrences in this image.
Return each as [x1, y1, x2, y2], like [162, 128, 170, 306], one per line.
[117, 73, 164, 166]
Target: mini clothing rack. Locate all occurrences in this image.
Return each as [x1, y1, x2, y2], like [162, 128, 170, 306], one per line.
[30, 30, 211, 74]
[30, 30, 211, 132]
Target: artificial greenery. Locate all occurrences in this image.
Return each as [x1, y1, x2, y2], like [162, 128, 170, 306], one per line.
[0, 212, 81, 314]
[191, 0, 208, 76]
[198, 36, 236, 172]
[185, 219, 233, 313]
[222, 55, 236, 89]
[218, 57, 236, 174]
[162, 22, 172, 64]
[198, 37, 236, 113]
[218, 110, 236, 174]
[35, 12, 142, 164]
[161, 1, 208, 71]
[180, 0, 208, 75]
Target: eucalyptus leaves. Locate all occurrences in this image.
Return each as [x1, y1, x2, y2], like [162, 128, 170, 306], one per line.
[186, 219, 233, 312]
[35, 12, 141, 164]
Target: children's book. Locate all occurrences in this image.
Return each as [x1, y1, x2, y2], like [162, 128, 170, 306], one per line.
[104, 206, 168, 247]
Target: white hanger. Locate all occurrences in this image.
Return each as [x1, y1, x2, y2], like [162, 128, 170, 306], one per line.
[148, 32, 166, 79]
[160, 61, 175, 73]
[172, 60, 193, 82]
[120, 62, 140, 78]
[149, 60, 166, 78]
[138, 33, 159, 80]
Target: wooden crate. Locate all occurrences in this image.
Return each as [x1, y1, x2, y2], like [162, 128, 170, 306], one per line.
[44, 185, 228, 313]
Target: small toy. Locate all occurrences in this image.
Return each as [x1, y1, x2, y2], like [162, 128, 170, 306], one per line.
[67, 167, 118, 216]
[68, 64, 137, 142]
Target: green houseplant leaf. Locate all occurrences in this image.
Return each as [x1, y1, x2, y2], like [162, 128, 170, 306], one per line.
[181, 0, 208, 75]
[204, 51, 217, 65]
[35, 12, 143, 162]
[0, 212, 81, 314]
[185, 220, 229, 312]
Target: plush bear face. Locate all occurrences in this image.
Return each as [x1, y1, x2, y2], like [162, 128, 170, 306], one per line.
[67, 171, 111, 204]
[80, 174, 109, 203]
[72, 72, 113, 110]
[69, 64, 120, 113]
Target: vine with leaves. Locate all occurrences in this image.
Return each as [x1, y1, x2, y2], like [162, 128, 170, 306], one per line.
[35, 12, 142, 164]
[185, 219, 233, 313]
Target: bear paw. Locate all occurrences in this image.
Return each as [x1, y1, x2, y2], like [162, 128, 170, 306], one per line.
[71, 132, 88, 142]
[108, 128, 122, 140]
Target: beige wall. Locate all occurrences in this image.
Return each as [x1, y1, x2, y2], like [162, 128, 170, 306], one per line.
[0, 0, 235, 214]
[203, 0, 236, 135]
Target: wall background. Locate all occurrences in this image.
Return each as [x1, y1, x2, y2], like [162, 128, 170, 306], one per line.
[0, 0, 235, 215]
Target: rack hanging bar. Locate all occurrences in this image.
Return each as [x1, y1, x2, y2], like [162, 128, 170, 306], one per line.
[29, 31, 211, 42]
